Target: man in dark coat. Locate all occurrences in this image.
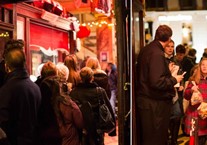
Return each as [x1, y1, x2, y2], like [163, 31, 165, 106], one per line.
[0, 48, 41, 145]
[136, 25, 184, 145]
[0, 39, 24, 88]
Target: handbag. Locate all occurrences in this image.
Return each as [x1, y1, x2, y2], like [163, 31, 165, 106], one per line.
[197, 102, 207, 119]
[97, 87, 115, 133]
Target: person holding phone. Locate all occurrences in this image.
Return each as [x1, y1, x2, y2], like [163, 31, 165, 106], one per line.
[136, 25, 184, 145]
[164, 40, 186, 145]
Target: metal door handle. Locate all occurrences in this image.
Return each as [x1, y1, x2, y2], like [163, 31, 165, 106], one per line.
[124, 82, 130, 90]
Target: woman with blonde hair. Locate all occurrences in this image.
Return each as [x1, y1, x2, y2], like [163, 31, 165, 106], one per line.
[184, 57, 207, 145]
[85, 57, 111, 99]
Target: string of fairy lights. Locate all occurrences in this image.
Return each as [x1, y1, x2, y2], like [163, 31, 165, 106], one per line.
[0, 32, 9, 37]
[81, 20, 114, 28]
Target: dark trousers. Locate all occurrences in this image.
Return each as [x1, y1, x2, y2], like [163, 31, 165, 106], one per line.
[136, 98, 172, 145]
[168, 117, 181, 145]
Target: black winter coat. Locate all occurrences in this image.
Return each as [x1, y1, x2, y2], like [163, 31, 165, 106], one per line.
[94, 72, 111, 99]
[137, 40, 177, 101]
[70, 82, 116, 144]
[0, 68, 41, 145]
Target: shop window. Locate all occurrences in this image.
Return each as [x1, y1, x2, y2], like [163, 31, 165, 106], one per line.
[144, 21, 153, 44]
[31, 50, 57, 77]
[182, 23, 193, 46]
[30, 23, 69, 77]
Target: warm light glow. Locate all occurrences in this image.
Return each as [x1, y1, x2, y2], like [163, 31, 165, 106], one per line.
[158, 14, 192, 21]
[0, 32, 9, 37]
[182, 27, 189, 37]
[80, 20, 114, 28]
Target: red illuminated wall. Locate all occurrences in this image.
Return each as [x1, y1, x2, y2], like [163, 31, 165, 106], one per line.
[30, 23, 69, 50]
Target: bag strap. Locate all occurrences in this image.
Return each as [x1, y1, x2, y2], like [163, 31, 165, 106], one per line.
[96, 87, 105, 105]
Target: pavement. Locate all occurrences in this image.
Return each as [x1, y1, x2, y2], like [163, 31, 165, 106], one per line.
[104, 122, 191, 145]
[177, 134, 190, 145]
[104, 123, 118, 145]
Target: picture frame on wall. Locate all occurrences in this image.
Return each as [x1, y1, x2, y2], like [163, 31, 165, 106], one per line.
[100, 51, 108, 62]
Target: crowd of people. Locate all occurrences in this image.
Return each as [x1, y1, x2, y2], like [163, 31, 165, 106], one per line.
[3, 24, 207, 145]
[0, 39, 118, 145]
[136, 24, 207, 145]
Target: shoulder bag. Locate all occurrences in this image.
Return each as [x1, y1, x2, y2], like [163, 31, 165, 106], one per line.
[97, 87, 115, 133]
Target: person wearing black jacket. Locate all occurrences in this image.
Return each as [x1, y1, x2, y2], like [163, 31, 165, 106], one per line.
[70, 67, 115, 145]
[0, 39, 24, 87]
[136, 25, 184, 145]
[0, 48, 41, 145]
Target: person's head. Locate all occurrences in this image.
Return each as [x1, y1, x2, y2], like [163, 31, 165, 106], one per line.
[106, 62, 116, 73]
[191, 58, 207, 84]
[3, 39, 24, 59]
[188, 48, 197, 57]
[41, 61, 57, 78]
[4, 48, 26, 72]
[80, 67, 94, 83]
[200, 58, 207, 76]
[86, 57, 101, 70]
[175, 44, 186, 62]
[64, 54, 78, 72]
[155, 25, 172, 47]
[202, 52, 207, 58]
[164, 39, 174, 57]
[56, 62, 69, 82]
